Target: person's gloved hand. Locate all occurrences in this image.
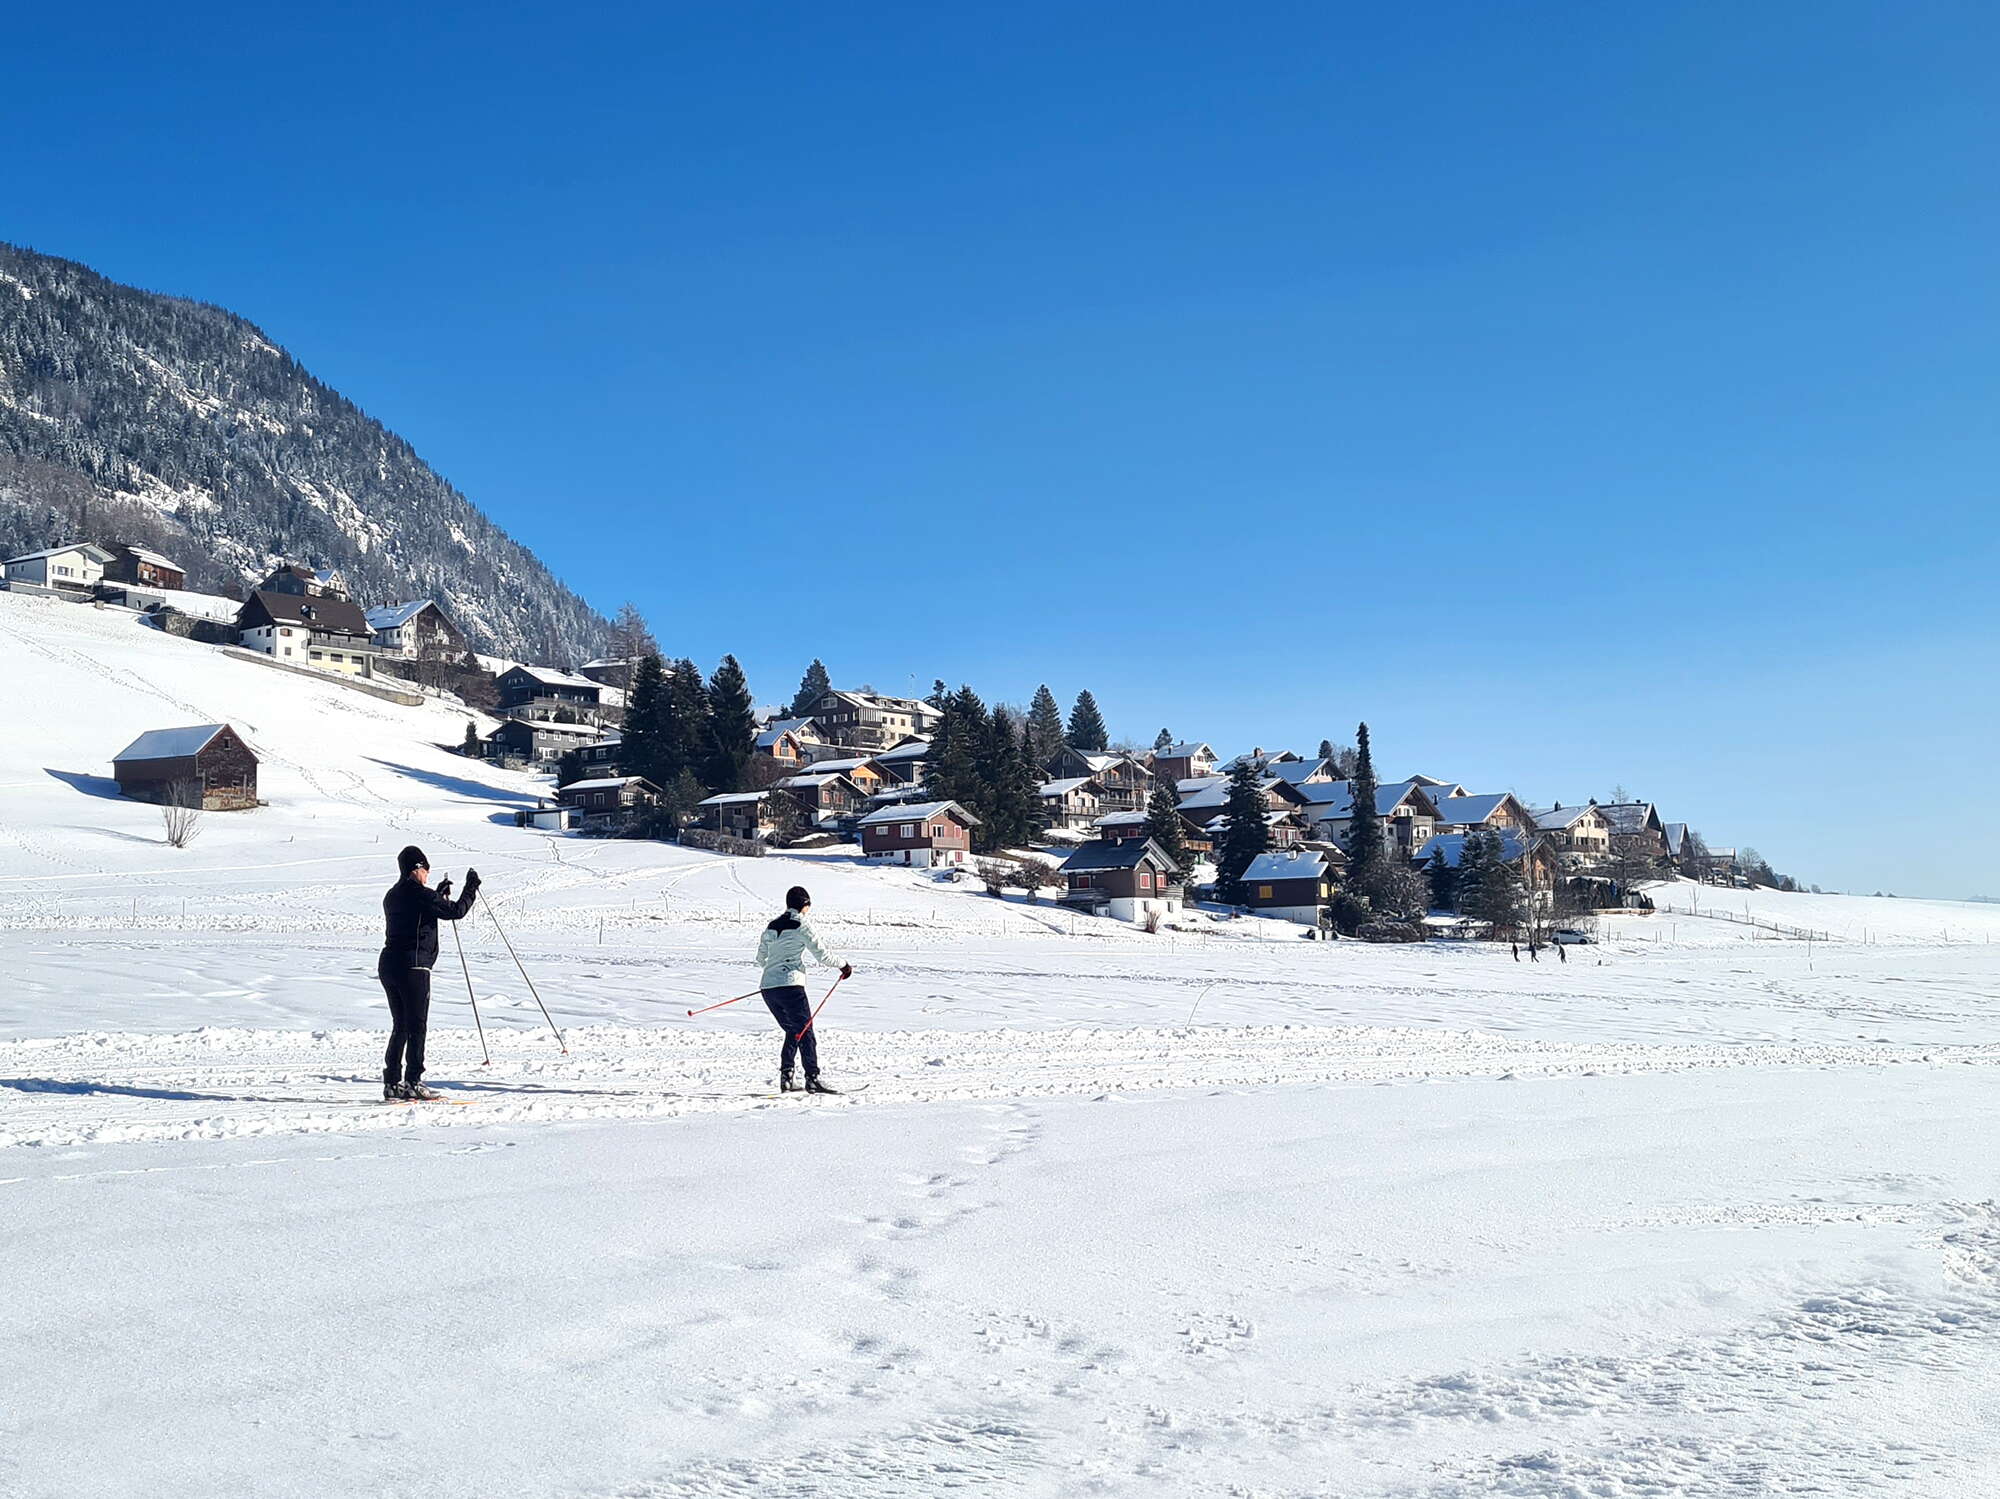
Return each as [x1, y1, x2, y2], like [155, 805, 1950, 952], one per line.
[437, 876, 454, 897]
[464, 868, 482, 895]
[839, 963, 854, 980]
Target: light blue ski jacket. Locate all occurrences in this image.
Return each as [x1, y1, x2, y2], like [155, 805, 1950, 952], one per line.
[755, 911, 845, 991]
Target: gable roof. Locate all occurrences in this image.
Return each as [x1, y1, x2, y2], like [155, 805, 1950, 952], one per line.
[1663, 822, 1689, 856]
[1596, 801, 1664, 835]
[1294, 780, 1437, 819]
[755, 718, 813, 749]
[856, 800, 981, 828]
[1093, 810, 1150, 827]
[6, 541, 115, 566]
[874, 737, 932, 762]
[698, 791, 775, 806]
[1060, 837, 1178, 874]
[365, 599, 437, 631]
[113, 724, 236, 762]
[1428, 792, 1523, 828]
[1267, 757, 1334, 785]
[798, 756, 878, 776]
[1155, 742, 1214, 759]
[239, 589, 372, 636]
[1038, 777, 1099, 797]
[558, 776, 656, 793]
[1527, 803, 1595, 831]
[502, 664, 600, 691]
[1422, 829, 1536, 867]
[115, 544, 184, 570]
[1242, 849, 1330, 884]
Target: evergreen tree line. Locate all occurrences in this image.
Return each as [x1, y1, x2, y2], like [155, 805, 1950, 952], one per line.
[923, 686, 1044, 854]
[607, 650, 759, 824]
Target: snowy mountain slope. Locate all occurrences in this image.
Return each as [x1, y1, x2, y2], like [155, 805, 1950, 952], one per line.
[0, 241, 606, 662]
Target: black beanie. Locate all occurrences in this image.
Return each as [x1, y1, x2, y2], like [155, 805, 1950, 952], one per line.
[786, 885, 811, 911]
[398, 845, 429, 877]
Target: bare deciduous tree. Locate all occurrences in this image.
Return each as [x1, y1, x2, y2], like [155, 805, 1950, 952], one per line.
[161, 779, 204, 849]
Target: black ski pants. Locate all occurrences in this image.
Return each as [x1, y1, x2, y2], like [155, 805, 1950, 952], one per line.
[761, 985, 819, 1078]
[379, 959, 433, 1084]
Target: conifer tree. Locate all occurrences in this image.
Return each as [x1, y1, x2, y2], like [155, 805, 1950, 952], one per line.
[461, 719, 481, 757]
[664, 658, 710, 785]
[1462, 829, 1529, 934]
[789, 658, 831, 718]
[1426, 846, 1458, 912]
[703, 655, 757, 792]
[1341, 722, 1382, 879]
[1215, 760, 1273, 904]
[621, 653, 672, 786]
[928, 686, 990, 818]
[1144, 771, 1190, 872]
[926, 678, 951, 709]
[1318, 738, 1336, 762]
[1067, 690, 1109, 752]
[605, 603, 657, 681]
[1154, 727, 1174, 752]
[1027, 685, 1066, 764]
[1453, 828, 1494, 916]
[978, 708, 1039, 852]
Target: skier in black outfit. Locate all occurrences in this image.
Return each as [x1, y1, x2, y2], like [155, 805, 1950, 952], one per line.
[378, 845, 480, 1101]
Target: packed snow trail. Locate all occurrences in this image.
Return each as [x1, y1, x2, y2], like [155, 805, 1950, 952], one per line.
[2, 1019, 1993, 1149]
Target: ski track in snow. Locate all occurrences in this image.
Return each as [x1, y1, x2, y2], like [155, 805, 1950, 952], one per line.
[1, 1020, 1990, 1152]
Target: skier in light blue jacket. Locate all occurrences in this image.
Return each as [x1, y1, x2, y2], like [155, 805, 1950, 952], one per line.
[754, 885, 852, 1093]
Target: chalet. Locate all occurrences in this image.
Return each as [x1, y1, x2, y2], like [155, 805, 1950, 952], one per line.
[1295, 780, 1441, 856]
[111, 723, 258, 810]
[1175, 773, 1313, 827]
[1527, 803, 1615, 865]
[695, 789, 808, 842]
[236, 590, 379, 675]
[1093, 809, 1151, 842]
[3, 542, 113, 594]
[1597, 801, 1669, 859]
[1219, 748, 1301, 774]
[872, 737, 931, 786]
[792, 756, 884, 796]
[103, 544, 187, 591]
[804, 690, 944, 752]
[557, 775, 662, 827]
[365, 600, 467, 661]
[1150, 742, 1218, 782]
[1663, 821, 1702, 871]
[1425, 790, 1537, 837]
[753, 719, 814, 770]
[1044, 748, 1152, 812]
[575, 733, 624, 776]
[578, 657, 641, 689]
[1404, 773, 1461, 792]
[257, 563, 350, 601]
[1057, 838, 1182, 923]
[1206, 808, 1310, 849]
[1268, 757, 1338, 786]
[857, 801, 979, 868]
[779, 771, 867, 826]
[1421, 829, 1559, 901]
[1239, 849, 1338, 925]
[484, 716, 601, 766]
[496, 665, 603, 714]
[1039, 777, 1106, 831]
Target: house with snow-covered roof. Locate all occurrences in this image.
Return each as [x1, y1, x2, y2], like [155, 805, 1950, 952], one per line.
[111, 723, 258, 810]
[236, 590, 379, 675]
[365, 599, 466, 661]
[1527, 802, 1614, 865]
[857, 800, 979, 868]
[1425, 790, 1536, 838]
[495, 664, 603, 716]
[557, 775, 663, 827]
[1044, 747, 1152, 812]
[871, 736, 931, 786]
[1239, 848, 1341, 925]
[1038, 776, 1106, 831]
[778, 770, 868, 826]
[257, 562, 350, 602]
[103, 544, 187, 592]
[1294, 780, 1442, 856]
[1149, 742, 1217, 782]
[1058, 838, 1182, 923]
[3, 541, 114, 595]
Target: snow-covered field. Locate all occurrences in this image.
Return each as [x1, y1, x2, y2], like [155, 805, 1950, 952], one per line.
[4, 587, 2000, 1497]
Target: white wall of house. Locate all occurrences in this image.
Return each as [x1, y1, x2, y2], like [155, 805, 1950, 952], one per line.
[4, 549, 105, 590]
[1252, 904, 1323, 926]
[865, 845, 967, 869]
[1106, 894, 1181, 923]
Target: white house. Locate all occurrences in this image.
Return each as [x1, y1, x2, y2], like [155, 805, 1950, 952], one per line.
[3, 542, 113, 594]
[365, 599, 464, 660]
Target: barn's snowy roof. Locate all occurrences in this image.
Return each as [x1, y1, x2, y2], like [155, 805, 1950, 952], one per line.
[365, 600, 435, 631]
[1242, 850, 1329, 883]
[113, 724, 232, 762]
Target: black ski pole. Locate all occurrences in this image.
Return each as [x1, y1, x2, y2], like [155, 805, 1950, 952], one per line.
[449, 906, 491, 1067]
[485, 895, 568, 1054]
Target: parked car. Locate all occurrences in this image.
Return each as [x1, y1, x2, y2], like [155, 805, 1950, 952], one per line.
[1549, 928, 1596, 945]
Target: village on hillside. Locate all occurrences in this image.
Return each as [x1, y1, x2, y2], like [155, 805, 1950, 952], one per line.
[5, 540, 1770, 940]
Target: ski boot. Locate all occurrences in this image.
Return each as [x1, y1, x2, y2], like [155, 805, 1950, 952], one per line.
[780, 1071, 803, 1093]
[384, 1079, 410, 1102]
[804, 1076, 840, 1095]
[405, 1081, 444, 1102]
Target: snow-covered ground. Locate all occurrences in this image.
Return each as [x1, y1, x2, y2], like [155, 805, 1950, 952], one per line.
[4, 586, 2000, 1497]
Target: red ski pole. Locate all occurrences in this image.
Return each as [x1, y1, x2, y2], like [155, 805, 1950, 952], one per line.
[793, 973, 846, 1042]
[688, 989, 760, 1018]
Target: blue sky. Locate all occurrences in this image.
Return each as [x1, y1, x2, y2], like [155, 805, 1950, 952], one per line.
[7, 2, 1996, 896]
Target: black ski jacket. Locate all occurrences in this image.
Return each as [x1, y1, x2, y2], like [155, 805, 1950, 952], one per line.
[380, 874, 479, 971]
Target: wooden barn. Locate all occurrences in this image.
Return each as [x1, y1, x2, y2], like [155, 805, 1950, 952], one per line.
[112, 724, 259, 810]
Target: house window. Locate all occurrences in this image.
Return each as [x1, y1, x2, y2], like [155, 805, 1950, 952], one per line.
[902, 824, 916, 837]
[1258, 885, 1273, 899]
[1138, 872, 1152, 891]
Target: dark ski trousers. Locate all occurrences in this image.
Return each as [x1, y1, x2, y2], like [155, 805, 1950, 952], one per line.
[761, 985, 819, 1078]
[379, 960, 433, 1084]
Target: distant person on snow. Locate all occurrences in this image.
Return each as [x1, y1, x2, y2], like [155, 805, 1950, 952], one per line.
[755, 885, 852, 1094]
[378, 845, 480, 1101]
